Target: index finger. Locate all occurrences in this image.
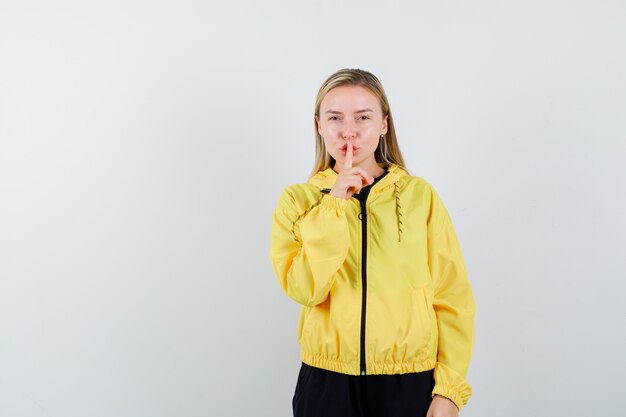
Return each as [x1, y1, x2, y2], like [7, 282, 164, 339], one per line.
[344, 142, 353, 170]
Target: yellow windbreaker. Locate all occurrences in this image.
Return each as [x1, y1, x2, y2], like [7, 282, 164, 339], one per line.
[268, 162, 476, 411]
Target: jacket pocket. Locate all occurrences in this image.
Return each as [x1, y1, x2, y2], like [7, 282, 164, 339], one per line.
[298, 306, 312, 346]
[412, 286, 432, 347]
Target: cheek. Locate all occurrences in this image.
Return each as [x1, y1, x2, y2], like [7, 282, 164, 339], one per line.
[364, 132, 380, 147]
[322, 135, 341, 150]
[322, 124, 340, 134]
[363, 125, 378, 134]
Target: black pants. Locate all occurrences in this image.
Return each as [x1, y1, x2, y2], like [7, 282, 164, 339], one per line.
[292, 362, 436, 417]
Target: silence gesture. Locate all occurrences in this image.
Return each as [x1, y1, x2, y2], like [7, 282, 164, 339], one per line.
[329, 142, 374, 199]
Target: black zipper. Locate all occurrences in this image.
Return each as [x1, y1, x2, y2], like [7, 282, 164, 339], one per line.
[321, 169, 389, 376]
[352, 173, 387, 375]
[357, 197, 368, 375]
[351, 182, 379, 375]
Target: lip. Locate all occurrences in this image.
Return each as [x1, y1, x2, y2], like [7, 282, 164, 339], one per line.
[341, 147, 358, 155]
[340, 145, 359, 152]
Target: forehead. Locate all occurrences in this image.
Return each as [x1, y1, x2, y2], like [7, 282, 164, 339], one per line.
[320, 85, 380, 112]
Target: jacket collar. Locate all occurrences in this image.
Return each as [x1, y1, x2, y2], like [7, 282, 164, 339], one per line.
[307, 162, 408, 242]
[308, 162, 408, 197]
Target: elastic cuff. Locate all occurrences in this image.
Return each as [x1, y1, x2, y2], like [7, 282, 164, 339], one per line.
[321, 193, 350, 212]
[432, 384, 464, 412]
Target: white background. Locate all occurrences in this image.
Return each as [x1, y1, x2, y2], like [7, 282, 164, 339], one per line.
[1, 1, 625, 416]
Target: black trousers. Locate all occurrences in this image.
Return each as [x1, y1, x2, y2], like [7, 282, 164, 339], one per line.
[292, 362, 436, 417]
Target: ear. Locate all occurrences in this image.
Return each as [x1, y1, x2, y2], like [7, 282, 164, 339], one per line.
[381, 114, 388, 136]
[315, 115, 323, 135]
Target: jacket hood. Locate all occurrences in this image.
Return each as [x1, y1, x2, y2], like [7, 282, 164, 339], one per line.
[307, 162, 409, 242]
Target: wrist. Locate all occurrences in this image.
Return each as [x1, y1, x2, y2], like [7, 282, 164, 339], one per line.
[433, 394, 459, 411]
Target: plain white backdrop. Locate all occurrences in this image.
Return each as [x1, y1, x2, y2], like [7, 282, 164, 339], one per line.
[1, 1, 625, 416]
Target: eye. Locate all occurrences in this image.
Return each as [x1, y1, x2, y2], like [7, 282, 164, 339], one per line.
[328, 116, 340, 121]
[359, 115, 370, 120]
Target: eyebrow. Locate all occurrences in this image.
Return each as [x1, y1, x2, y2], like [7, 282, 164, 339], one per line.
[324, 108, 375, 114]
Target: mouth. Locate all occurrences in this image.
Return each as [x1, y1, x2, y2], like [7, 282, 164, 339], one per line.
[340, 144, 359, 152]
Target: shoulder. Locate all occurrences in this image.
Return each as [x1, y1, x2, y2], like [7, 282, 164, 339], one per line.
[399, 175, 440, 201]
[275, 183, 324, 215]
[399, 175, 451, 226]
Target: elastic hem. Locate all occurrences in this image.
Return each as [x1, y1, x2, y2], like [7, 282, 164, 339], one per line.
[301, 350, 437, 376]
[367, 357, 436, 375]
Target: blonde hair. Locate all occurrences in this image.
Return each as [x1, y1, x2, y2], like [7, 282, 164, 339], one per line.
[309, 68, 409, 179]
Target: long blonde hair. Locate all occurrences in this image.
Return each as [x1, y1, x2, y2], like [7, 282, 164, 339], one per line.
[309, 68, 409, 179]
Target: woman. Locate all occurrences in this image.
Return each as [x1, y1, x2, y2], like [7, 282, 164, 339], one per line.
[269, 68, 476, 417]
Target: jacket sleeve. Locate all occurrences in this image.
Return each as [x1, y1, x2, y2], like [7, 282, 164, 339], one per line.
[269, 187, 351, 307]
[426, 184, 476, 411]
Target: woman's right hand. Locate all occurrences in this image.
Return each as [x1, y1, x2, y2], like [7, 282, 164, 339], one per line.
[329, 167, 374, 199]
[329, 143, 374, 199]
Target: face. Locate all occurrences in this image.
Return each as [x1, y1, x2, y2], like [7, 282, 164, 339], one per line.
[316, 85, 388, 170]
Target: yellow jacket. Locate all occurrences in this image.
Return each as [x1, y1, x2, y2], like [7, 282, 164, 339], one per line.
[268, 162, 476, 411]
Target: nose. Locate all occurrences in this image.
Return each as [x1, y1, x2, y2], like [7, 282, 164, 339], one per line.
[341, 120, 357, 140]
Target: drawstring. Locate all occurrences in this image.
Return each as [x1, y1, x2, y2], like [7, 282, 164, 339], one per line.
[394, 182, 403, 242]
